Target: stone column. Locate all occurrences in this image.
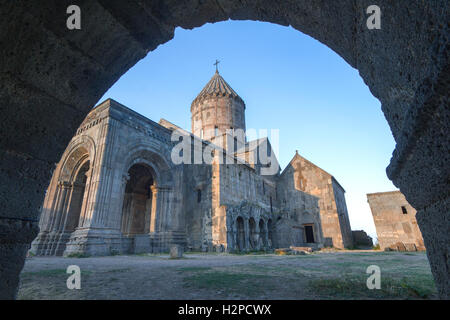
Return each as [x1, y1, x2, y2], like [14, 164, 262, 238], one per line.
[244, 219, 250, 251]
[264, 223, 269, 250]
[149, 185, 158, 233]
[151, 186, 175, 251]
[77, 167, 92, 228]
[30, 178, 61, 255]
[117, 173, 130, 233]
[54, 182, 83, 255]
[45, 181, 71, 255]
[255, 224, 261, 250]
[157, 187, 172, 232]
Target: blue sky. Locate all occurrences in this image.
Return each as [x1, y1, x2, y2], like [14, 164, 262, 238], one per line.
[98, 20, 397, 241]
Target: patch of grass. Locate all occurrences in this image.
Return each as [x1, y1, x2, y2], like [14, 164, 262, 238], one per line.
[235, 251, 268, 256]
[184, 251, 221, 255]
[105, 268, 131, 273]
[327, 261, 370, 270]
[183, 271, 272, 296]
[184, 251, 204, 255]
[248, 250, 269, 255]
[22, 268, 93, 278]
[229, 250, 247, 255]
[21, 269, 68, 277]
[308, 274, 437, 299]
[66, 252, 90, 258]
[176, 266, 212, 272]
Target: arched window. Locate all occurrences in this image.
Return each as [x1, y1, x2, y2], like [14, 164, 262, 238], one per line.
[197, 189, 202, 203]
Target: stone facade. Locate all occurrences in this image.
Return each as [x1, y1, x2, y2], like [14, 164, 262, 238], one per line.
[30, 72, 353, 256]
[278, 153, 353, 248]
[368, 191, 425, 251]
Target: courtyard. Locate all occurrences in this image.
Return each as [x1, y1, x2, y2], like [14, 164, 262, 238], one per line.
[18, 251, 436, 300]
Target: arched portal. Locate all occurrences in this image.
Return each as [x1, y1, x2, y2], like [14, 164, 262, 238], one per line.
[121, 163, 156, 237]
[64, 160, 90, 234]
[31, 144, 93, 256]
[53, 159, 90, 256]
[236, 217, 245, 252]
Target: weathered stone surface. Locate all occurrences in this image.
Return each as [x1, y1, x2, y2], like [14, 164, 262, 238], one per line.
[415, 196, 450, 298]
[170, 245, 183, 259]
[0, 218, 39, 299]
[368, 191, 425, 251]
[279, 152, 353, 249]
[290, 246, 313, 253]
[0, 0, 448, 299]
[404, 243, 418, 252]
[274, 248, 290, 255]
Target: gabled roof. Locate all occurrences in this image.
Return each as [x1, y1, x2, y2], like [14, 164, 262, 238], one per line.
[192, 71, 244, 105]
[281, 151, 346, 192]
[234, 137, 281, 174]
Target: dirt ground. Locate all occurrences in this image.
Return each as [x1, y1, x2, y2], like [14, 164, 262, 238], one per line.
[17, 250, 437, 300]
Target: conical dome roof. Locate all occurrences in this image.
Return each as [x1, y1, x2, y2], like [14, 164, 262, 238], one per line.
[192, 71, 244, 105]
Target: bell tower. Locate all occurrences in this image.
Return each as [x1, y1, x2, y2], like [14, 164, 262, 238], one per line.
[191, 67, 246, 145]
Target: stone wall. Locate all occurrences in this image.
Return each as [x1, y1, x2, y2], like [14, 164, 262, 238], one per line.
[368, 191, 425, 251]
[191, 93, 245, 142]
[332, 179, 354, 248]
[182, 163, 213, 251]
[283, 153, 352, 248]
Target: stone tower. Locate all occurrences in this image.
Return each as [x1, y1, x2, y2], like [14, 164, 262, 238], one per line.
[191, 70, 246, 145]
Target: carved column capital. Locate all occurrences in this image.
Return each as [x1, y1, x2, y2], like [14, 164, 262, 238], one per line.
[150, 185, 158, 194]
[84, 167, 93, 179]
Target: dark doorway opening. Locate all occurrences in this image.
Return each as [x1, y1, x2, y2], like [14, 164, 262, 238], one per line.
[236, 217, 245, 251]
[305, 225, 315, 243]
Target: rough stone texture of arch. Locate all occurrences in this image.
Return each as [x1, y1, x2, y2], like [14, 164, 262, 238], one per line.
[0, 1, 448, 298]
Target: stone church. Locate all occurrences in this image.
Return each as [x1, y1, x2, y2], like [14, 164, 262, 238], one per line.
[31, 70, 353, 256]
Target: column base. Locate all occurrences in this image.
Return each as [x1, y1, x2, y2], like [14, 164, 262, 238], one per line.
[63, 228, 123, 257]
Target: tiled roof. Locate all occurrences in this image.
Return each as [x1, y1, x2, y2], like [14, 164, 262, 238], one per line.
[192, 71, 243, 104]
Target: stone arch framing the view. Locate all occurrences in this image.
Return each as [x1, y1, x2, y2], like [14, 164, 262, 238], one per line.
[0, 1, 448, 298]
